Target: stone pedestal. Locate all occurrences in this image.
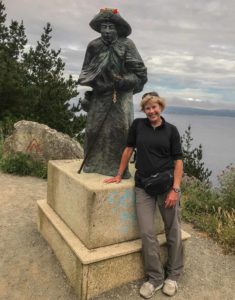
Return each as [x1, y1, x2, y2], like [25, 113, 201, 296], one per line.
[37, 160, 190, 299]
[47, 160, 164, 249]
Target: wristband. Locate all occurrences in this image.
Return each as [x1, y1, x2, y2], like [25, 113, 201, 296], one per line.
[172, 187, 181, 193]
[117, 172, 122, 177]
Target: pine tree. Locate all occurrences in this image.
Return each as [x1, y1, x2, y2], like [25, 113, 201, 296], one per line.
[0, 1, 7, 42]
[0, 0, 86, 141]
[23, 23, 85, 138]
[181, 125, 212, 183]
[0, 1, 27, 120]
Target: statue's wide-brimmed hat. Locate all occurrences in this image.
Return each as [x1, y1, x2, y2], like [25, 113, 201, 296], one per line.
[89, 8, 132, 37]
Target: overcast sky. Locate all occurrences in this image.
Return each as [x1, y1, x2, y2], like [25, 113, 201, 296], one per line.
[4, 0, 235, 109]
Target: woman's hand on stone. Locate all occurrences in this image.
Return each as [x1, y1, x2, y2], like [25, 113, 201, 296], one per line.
[103, 175, 122, 184]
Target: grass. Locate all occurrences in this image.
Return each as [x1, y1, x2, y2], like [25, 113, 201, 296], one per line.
[0, 152, 47, 179]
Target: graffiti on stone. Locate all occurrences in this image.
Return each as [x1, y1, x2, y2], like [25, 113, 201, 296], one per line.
[26, 139, 42, 155]
[108, 189, 137, 233]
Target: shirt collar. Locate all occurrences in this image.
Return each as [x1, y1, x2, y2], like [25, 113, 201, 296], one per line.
[144, 116, 166, 128]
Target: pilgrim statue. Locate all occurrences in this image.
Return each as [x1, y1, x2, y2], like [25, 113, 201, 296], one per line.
[78, 8, 147, 177]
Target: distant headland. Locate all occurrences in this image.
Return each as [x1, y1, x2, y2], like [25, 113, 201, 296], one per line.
[164, 106, 235, 118]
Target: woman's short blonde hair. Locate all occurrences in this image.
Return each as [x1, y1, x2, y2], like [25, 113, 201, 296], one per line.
[140, 91, 166, 112]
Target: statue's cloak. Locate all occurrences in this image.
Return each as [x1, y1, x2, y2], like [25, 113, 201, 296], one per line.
[78, 37, 147, 177]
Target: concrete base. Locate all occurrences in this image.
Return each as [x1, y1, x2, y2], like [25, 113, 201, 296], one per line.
[38, 199, 191, 300]
[47, 160, 164, 249]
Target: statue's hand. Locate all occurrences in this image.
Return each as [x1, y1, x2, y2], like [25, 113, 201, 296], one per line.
[79, 91, 92, 112]
[114, 78, 125, 90]
[80, 98, 90, 112]
[95, 80, 113, 92]
[114, 73, 139, 91]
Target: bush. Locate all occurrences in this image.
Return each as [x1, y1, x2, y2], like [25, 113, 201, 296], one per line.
[217, 164, 235, 210]
[219, 210, 235, 253]
[0, 152, 47, 179]
[181, 170, 235, 254]
[181, 176, 218, 215]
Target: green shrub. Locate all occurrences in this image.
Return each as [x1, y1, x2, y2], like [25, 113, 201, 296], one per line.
[181, 176, 218, 215]
[0, 152, 47, 179]
[217, 164, 235, 210]
[220, 210, 235, 254]
[181, 173, 235, 254]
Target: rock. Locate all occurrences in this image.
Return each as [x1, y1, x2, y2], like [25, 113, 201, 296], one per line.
[3, 120, 83, 161]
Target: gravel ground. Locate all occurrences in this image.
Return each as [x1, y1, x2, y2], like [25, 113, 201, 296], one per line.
[0, 172, 234, 300]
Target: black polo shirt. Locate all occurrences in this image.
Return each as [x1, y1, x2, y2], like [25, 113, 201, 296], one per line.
[126, 117, 182, 177]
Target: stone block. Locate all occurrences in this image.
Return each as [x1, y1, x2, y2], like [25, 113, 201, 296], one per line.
[38, 199, 190, 300]
[4, 120, 83, 161]
[47, 160, 164, 249]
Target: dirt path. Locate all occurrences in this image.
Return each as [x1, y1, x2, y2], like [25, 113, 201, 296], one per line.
[0, 172, 234, 300]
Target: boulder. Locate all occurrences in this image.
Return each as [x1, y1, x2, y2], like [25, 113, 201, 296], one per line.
[3, 120, 83, 161]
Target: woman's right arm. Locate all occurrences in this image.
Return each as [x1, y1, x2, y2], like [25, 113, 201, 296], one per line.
[104, 147, 134, 183]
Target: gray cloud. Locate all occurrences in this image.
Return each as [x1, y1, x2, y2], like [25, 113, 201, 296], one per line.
[5, 0, 235, 109]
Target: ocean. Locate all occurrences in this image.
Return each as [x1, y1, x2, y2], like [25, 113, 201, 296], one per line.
[135, 112, 235, 186]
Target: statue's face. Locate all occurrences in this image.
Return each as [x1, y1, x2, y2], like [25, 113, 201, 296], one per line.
[100, 22, 118, 43]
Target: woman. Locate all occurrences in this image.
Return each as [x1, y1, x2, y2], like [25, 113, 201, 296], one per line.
[104, 91, 183, 299]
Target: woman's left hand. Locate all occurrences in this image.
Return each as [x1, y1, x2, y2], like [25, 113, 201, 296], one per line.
[103, 175, 122, 184]
[165, 189, 180, 208]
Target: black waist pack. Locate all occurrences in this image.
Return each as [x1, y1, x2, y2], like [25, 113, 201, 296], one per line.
[141, 170, 174, 196]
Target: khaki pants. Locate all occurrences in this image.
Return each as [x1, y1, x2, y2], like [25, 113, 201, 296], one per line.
[135, 187, 183, 286]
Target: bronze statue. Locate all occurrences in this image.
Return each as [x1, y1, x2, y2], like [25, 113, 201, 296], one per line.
[78, 8, 147, 177]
